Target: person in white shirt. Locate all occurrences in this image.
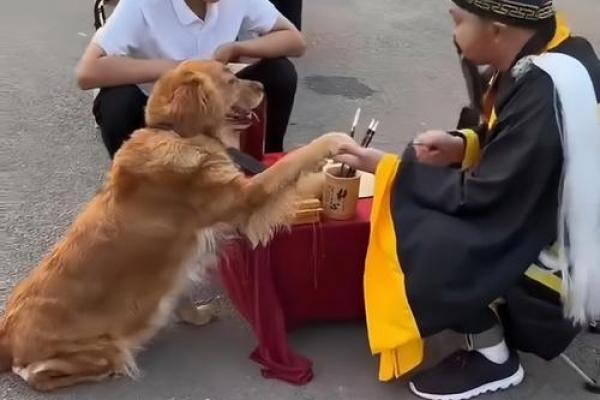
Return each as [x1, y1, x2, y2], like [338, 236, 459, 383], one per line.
[76, 0, 306, 157]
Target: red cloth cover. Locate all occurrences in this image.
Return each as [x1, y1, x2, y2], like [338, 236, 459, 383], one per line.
[219, 151, 371, 384]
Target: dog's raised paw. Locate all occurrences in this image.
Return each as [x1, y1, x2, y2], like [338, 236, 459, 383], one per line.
[313, 132, 356, 157]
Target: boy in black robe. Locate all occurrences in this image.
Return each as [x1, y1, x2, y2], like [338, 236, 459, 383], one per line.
[335, 1, 600, 399]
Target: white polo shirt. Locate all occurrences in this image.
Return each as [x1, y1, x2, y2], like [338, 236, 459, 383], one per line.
[94, 0, 281, 94]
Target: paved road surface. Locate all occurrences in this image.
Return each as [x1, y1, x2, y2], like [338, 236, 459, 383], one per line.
[1, 0, 599, 398]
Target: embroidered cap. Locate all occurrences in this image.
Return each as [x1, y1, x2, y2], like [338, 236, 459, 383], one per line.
[452, 0, 555, 27]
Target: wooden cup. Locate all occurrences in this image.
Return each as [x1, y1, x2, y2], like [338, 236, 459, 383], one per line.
[322, 165, 361, 220]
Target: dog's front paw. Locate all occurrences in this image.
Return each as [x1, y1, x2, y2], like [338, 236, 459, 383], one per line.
[311, 132, 356, 158]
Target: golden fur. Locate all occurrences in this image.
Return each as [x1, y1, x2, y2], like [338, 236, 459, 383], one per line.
[0, 60, 354, 391]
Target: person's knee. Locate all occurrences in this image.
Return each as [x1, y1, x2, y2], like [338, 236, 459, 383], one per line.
[93, 85, 146, 156]
[258, 58, 298, 95]
[94, 86, 145, 122]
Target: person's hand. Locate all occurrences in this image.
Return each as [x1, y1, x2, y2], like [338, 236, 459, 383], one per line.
[333, 142, 385, 174]
[213, 43, 241, 64]
[413, 130, 465, 167]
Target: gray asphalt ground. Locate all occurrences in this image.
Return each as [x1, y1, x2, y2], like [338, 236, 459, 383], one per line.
[1, 0, 599, 399]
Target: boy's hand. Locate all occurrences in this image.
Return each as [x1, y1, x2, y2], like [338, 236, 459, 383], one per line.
[214, 43, 241, 64]
[334, 143, 385, 174]
[413, 130, 465, 167]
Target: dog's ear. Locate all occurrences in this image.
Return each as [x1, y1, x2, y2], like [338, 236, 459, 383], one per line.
[146, 70, 225, 135]
[167, 72, 225, 133]
[195, 71, 226, 118]
[116, 131, 210, 175]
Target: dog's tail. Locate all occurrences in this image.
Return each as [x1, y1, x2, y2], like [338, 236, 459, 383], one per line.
[0, 326, 12, 372]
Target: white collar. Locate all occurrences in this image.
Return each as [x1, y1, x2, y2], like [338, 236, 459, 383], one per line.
[171, 0, 217, 26]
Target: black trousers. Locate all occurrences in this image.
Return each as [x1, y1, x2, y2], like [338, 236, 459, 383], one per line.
[93, 58, 297, 158]
[270, 0, 302, 30]
[453, 307, 499, 335]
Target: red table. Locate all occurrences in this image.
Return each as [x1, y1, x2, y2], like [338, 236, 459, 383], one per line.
[218, 192, 372, 385]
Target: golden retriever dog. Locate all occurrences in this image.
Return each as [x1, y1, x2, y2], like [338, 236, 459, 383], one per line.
[0, 60, 354, 391]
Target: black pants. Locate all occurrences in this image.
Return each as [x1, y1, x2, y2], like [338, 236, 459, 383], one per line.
[93, 58, 297, 158]
[453, 307, 499, 335]
[270, 0, 302, 30]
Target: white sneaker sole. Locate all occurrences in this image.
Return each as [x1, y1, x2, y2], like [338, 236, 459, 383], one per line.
[408, 364, 525, 400]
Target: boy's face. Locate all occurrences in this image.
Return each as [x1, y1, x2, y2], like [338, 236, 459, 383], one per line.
[449, 6, 497, 65]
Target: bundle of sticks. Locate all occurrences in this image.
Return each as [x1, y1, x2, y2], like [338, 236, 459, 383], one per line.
[340, 108, 380, 178]
[292, 198, 322, 225]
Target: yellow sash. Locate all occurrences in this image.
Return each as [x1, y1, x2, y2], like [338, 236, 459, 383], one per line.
[364, 154, 423, 381]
